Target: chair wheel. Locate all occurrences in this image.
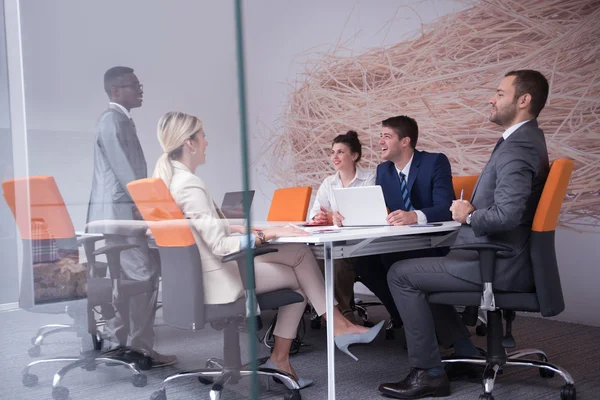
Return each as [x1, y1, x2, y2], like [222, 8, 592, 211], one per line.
[28, 346, 41, 357]
[478, 394, 494, 400]
[137, 356, 152, 370]
[83, 363, 97, 371]
[310, 317, 321, 330]
[22, 373, 39, 387]
[132, 374, 148, 387]
[150, 390, 167, 400]
[92, 333, 103, 351]
[476, 324, 488, 336]
[539, 368, 555, 378]
[284, 389, 302, 400]
[198, 376, 214, 385]
[560, 384, 576, 400]
[52, 386, 69, 400]
[385, 329, 395, 340]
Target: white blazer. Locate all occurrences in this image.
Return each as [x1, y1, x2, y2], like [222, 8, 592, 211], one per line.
[169, 160, 245, 304]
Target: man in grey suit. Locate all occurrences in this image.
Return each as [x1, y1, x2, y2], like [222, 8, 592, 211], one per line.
[87, 66, 175, 366]
[378, 70, 550, 399]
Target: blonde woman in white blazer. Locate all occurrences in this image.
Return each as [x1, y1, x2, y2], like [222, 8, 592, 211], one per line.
[153, 112, 383, 389]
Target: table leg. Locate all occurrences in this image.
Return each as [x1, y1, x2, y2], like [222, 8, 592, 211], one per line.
[324, 241, 335, 399]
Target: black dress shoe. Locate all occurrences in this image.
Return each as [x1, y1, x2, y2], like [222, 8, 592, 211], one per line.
[378, 368, 450, 399]
[444, 362, 485, 381]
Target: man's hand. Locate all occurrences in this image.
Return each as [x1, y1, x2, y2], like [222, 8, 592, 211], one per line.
[332, 211, 345, 227]
[313, 206, 333, 225]
[386, 210, 418, 226]
[450, 200, 475, 224]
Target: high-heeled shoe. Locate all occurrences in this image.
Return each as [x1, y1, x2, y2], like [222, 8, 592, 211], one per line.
[334, 320, 385, 361]
[262, 359, 314, 389]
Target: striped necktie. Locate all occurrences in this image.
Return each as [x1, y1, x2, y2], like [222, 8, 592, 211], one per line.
[399, 172, 414, 211]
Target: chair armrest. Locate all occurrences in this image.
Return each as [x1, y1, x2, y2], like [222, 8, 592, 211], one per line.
[450, 243, 512, 311]
[93, 244, 139, 280]
[450, 243, 512, 283]
[222, 247, 278, 289]
[221, 247, 278, 264]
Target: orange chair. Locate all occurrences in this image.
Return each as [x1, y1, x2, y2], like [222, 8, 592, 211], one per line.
[3, 176, 148, 399]
[267, 186, 312, 222]
[452, 175, 479, 201]
[429, 159, 575, 400]
[127, 178, 306, 399]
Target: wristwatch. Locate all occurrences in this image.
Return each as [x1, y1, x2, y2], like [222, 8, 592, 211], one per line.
[466, 213, 473, 225]
[255, 230, 266, 245]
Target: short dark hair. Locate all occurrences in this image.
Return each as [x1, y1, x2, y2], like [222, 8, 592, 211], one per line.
[332, 130, 362, 163]
[104, 66, 134, 97]
[381, 115, 418, 149]
[505, 70, 549, 118]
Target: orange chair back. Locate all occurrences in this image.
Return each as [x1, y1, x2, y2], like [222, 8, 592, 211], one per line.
[127, 178, 196, 248]
[532, 158, 574, 233]
[2, 176, 75, 240]
[267, 186, 312, 222]
[452, 175, 478, 201]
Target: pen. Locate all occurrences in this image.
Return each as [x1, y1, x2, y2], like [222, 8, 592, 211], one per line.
[460, 189, 464, 201]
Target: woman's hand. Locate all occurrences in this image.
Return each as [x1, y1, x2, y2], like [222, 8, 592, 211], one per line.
[332, 211, 345, 227]
[313, 206, 333, 225]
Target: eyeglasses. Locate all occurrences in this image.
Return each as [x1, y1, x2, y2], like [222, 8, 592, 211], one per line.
[114, 83, 143, 91]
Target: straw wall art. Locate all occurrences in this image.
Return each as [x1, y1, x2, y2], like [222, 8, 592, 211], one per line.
[256, 0, 600, 227]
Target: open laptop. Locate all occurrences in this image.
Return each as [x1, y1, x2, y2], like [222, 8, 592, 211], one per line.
[333, 186, 389, 227]
[220, 190, 255, 218]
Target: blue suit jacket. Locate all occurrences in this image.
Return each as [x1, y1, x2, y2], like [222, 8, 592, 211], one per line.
[376, 150, 454, 222]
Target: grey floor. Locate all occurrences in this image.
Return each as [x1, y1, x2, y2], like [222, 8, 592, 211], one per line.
[0, 300, 598, 400]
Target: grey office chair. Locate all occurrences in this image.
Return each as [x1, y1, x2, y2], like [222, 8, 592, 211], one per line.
[128, 178, 306, 400]
[3, 177, 149, 400]
[428, 158, 576, 400]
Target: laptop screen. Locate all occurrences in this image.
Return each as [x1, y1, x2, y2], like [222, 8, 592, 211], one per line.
[220, 190, 255, 218]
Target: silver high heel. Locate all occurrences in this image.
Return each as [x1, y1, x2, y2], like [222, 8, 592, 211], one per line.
[334, 320, 384, 361]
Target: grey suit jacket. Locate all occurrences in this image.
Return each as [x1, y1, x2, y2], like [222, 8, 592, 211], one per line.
[446, 120, 550, 292]
[87, 104, 147, 225]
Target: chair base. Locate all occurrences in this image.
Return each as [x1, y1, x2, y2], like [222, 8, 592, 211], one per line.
[442, 349, 575, 399]
[22, 352, 147, 400]
[150, 357, 302, 400]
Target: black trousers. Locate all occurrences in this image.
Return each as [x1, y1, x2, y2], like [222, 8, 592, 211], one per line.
[387, 256, 480, 369]
[354, 248, 447, 324]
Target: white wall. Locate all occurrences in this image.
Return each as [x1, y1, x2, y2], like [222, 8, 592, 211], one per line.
[19, 0, 244, 231]
[242, 0, 600, 326]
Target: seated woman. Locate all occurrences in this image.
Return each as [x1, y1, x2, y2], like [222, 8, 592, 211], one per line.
[152, 112, 383, 389]
[308, 131, 375, 323]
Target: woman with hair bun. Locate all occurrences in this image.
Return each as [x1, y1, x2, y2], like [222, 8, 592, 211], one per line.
[308, 130, 375, 323]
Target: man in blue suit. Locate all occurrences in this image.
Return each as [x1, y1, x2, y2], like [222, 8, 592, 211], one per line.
[348, 115, 454, 324]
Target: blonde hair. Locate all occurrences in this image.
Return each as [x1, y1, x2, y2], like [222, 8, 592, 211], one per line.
[153, 111, 204, 188]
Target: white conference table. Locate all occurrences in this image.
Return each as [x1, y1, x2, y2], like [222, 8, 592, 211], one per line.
[272, 221, 461, 400]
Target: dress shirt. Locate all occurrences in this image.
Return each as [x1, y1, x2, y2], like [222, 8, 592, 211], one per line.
[309, 166, 376, 220]
[109, 102, 131, 119]
[502, 120, 530, 140]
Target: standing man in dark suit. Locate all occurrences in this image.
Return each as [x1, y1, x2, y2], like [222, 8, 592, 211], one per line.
[379, 70, 550, 399]
[87, 66, 175, 366]
[338, 116, 454, 324]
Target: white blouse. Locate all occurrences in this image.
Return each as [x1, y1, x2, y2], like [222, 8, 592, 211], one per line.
[308, 167, 376, 220]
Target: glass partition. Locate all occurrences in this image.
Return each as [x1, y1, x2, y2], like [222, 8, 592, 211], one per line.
[1, 1, 262, 399]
